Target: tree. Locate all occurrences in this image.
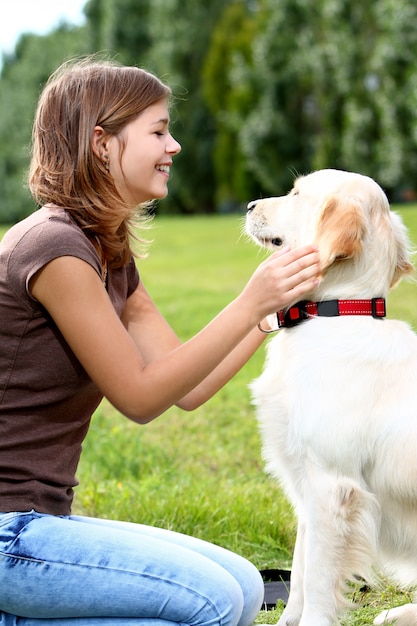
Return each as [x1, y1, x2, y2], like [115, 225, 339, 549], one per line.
[144, 0, 229, 213]
[335, 0, 417, 196]
[2, 0, 417, 222]
[0, 25, 91, 222]
[84, 0, 152, 65]
[203, 0, 417, 200]
[86, 0, 230, 214]
[243, 0, 417, 197]
[202, 1, 259, 209]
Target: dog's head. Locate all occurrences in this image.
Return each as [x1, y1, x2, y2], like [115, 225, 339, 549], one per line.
[246, 169, 414, 300]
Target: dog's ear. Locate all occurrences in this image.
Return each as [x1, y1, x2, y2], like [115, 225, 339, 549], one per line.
[390, 212, 414, 287]
[315, 195, 365, 271]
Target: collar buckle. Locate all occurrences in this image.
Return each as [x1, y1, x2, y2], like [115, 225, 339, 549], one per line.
[277, 302, 308, 328]
[372, 297, 386, 318]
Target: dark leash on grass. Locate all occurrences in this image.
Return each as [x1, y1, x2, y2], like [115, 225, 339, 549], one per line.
[260, 570, 372, 611]
[260, 569, 291, 610]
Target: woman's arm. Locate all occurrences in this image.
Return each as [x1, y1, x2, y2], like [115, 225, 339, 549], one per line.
[31, 246, 319, 423]
[121, 281, 267, 411]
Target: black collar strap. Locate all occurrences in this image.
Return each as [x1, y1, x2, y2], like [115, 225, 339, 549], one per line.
[276, 298, 386, 328]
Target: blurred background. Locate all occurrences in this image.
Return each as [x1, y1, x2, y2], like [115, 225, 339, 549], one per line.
[1, 0, 417, 223]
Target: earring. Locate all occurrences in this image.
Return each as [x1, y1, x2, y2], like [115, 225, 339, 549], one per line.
[102, 154, 110, 173]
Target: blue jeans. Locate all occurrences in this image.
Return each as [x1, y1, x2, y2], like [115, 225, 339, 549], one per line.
[0, 511, 263, 625]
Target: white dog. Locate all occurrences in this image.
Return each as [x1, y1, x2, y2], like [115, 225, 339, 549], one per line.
[246, 169, 417, 626]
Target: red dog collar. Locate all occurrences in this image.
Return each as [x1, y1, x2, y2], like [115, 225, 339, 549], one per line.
[276, 298, 386, 328]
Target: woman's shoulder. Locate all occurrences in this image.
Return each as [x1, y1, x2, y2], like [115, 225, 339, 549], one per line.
[1, 205, 102, 288]
[3, 205, 83, 245]
[3, 205, 97, 259]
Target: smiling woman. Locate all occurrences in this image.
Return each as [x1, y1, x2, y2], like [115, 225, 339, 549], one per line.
[93, 102, 181, 206]
[28, 59, 173, 268]
[0, 55, 320, 625]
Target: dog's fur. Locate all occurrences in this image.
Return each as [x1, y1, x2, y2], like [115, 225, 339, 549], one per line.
[246, 169, 417, 626]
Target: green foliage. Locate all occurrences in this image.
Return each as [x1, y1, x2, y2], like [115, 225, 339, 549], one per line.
[202, 2, 259, 207]
[1, 0, 417, 220]
[215, 0, 417, 197]
[85, 0, 152, 64]
[144, 0, 228, 214]
[80, 0, 229, 214]
[313, 0, 417, 193]
[0, 24, 92, 223]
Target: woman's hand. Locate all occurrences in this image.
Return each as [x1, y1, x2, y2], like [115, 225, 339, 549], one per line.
[239, 245, 320, 323]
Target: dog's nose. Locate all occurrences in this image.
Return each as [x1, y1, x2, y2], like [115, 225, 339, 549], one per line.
[247, 200, 257, 213]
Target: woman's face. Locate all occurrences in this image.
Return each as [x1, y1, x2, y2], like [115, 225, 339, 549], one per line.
[108, 99, 181, 205]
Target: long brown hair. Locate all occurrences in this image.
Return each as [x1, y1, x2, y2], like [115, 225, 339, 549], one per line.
[29, 57, 171, 268]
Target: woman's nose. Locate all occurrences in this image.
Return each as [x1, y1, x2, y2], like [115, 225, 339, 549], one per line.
[167, 134, 181, 155]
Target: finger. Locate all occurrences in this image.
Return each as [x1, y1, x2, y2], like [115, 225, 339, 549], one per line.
[272, 253, 321, 283]
[267, 247, 320, 274]
[270, 245, 318, 263]
[286, 260, 321, 289]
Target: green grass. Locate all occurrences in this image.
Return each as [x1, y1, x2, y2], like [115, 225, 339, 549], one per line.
[1, 205, 417, 624]
[76, 214, 298, 568]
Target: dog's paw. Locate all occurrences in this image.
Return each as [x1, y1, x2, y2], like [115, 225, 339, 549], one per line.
[374, 603, 417, 626]
[277, 613, 300, 626]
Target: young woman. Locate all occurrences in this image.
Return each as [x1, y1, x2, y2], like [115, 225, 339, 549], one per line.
[0, 58, 319, 625]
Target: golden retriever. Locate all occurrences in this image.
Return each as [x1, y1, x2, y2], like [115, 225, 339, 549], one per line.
[246, 169, 417, 626]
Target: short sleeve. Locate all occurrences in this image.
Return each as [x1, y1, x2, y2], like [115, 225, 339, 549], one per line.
[3, 209, 102, 306]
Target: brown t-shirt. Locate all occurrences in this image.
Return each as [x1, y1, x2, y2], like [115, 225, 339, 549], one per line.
[0, 206, 139, 515]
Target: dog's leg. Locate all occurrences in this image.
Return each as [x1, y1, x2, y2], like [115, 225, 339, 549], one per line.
[297, 473, 379, 626]
[276, 519, 305, 626]
[374, 604, 417, 626]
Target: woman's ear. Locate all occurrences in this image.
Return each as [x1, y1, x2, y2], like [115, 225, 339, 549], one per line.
[91, 125, 109, 160]
[315, 195, 365, 271]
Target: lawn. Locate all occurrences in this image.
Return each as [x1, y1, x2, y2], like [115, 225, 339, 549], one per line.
[76, 213, 299, 568]
[1, 205, 417, 624]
